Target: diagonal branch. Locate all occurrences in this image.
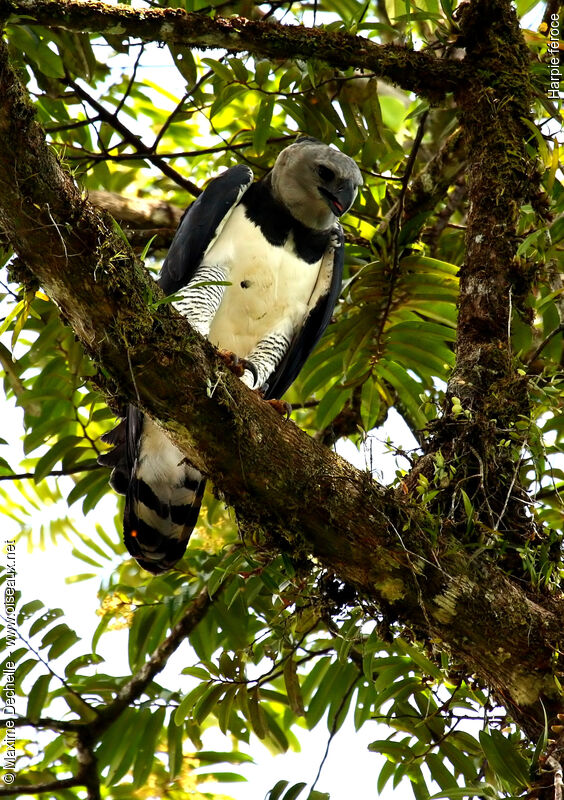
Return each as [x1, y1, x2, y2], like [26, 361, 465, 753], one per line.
[65, 77, 201, 197]
[91, 584, 214, 735]
[1, 585, 217, 797]
[1, 0, 466, 101]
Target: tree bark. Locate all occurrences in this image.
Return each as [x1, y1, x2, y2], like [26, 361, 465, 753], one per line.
[0, 6, 562, 748]
[1, 0, 464, 101]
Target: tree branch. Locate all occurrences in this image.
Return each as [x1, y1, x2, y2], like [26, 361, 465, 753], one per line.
[0, 463, 101, 481]
[0, 775, 83, 796]
[2, 0, 466, 101]
[64, 77, 201, 197]
[4, 585, 216, 796]
[91, 584, 214, 735]
[0, 29, 562, 744]
[87, 189, 183, 238]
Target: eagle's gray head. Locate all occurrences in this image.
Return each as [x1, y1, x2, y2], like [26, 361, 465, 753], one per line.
[270, 137, 363, 230]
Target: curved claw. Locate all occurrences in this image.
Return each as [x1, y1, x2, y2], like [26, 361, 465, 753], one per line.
[241, 358, 259, 388]
[218, 350, 259, 388]
[266, 398, 292, 419]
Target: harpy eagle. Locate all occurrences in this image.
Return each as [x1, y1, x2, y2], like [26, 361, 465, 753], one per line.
[99, 137, 362, 573]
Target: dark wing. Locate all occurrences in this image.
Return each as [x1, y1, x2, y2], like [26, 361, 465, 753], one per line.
[264, 226, 345, 400]
[98, 405, 143, 495]
[159, 164, 254, 294]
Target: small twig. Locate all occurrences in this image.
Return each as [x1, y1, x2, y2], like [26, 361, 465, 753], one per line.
[493, 444, 526, 531]
[65, 77, 201, 197]
[115, 43, 144, 115]
[12, 715, 83, 732]
[45, 203, 68, 265]
[0, 776, 82, 796]
[310, 675, 359, 794]
[45, 115, 99, 134]
[527, 323, 564, 366]
[0, 462, 101, 481]
[547, 756, 563, 800]
[126, 346, 141, 406]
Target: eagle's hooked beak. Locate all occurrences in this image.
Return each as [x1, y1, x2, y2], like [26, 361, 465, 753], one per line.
[319, 179, 357, 217]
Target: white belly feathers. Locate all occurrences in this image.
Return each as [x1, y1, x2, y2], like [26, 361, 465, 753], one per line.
[205, 205, 321, 357]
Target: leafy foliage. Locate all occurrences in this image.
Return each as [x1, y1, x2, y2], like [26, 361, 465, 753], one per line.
[0, 0, 562, 799]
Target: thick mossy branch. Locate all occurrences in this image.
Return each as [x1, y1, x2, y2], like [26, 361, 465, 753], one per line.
[425, 0, 545, 559]
[0, 27, 562, 743]
[453, 0, 540, 401]
[1, 0, 465, 101]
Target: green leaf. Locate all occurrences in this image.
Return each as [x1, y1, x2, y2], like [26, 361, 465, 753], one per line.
[33, 435, 83, 482]
[254, 59, 271, 86]
[132, 706, 166, 787]
[169, 44, 197, 86]
[29, 608, 64, 637]
[106, 709, 147, 784]
[248, 688, 267, 739]
[426, 753, 458, 791]
[532, 701, 548, 767]
[217, 685, 238, 735]
[268, 780, 290, 800]
[18, 599, 44, 625]
[41, 623, 80, 659]
[174, 682, 210, 726]
[282, 782, 308, 800]
[0, 299, 25, 337]
[283, 656, 305, 717]
[368, 738, 413, 761]
[253, 96, 275, 156]
[429, 785, 497, 800]
[140, 234, 157, 261]
[377, 754, 396, 793]
[181, 666, 211, 680]
[209, 84, 245, 119]
[315, 382, 352, 431]
[67, 468, 109, 508]
[27, 673, 52, 722]
[194, 683, 226, 724]
[229, 56, 249, 82]
[262, 706, 290, 753]
[306, 660, 346, 729]
[478, 729, 530, 791]
[361, 377, 382, 430]
[202, 57, 233, 83]
[14, 658, 39, 691]
[168, 711, 184, 778]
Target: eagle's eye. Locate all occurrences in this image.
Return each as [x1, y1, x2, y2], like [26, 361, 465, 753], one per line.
[317, 165, 335, 183]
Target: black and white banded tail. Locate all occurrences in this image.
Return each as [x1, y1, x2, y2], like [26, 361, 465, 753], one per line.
[99, 408, 205, 574]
